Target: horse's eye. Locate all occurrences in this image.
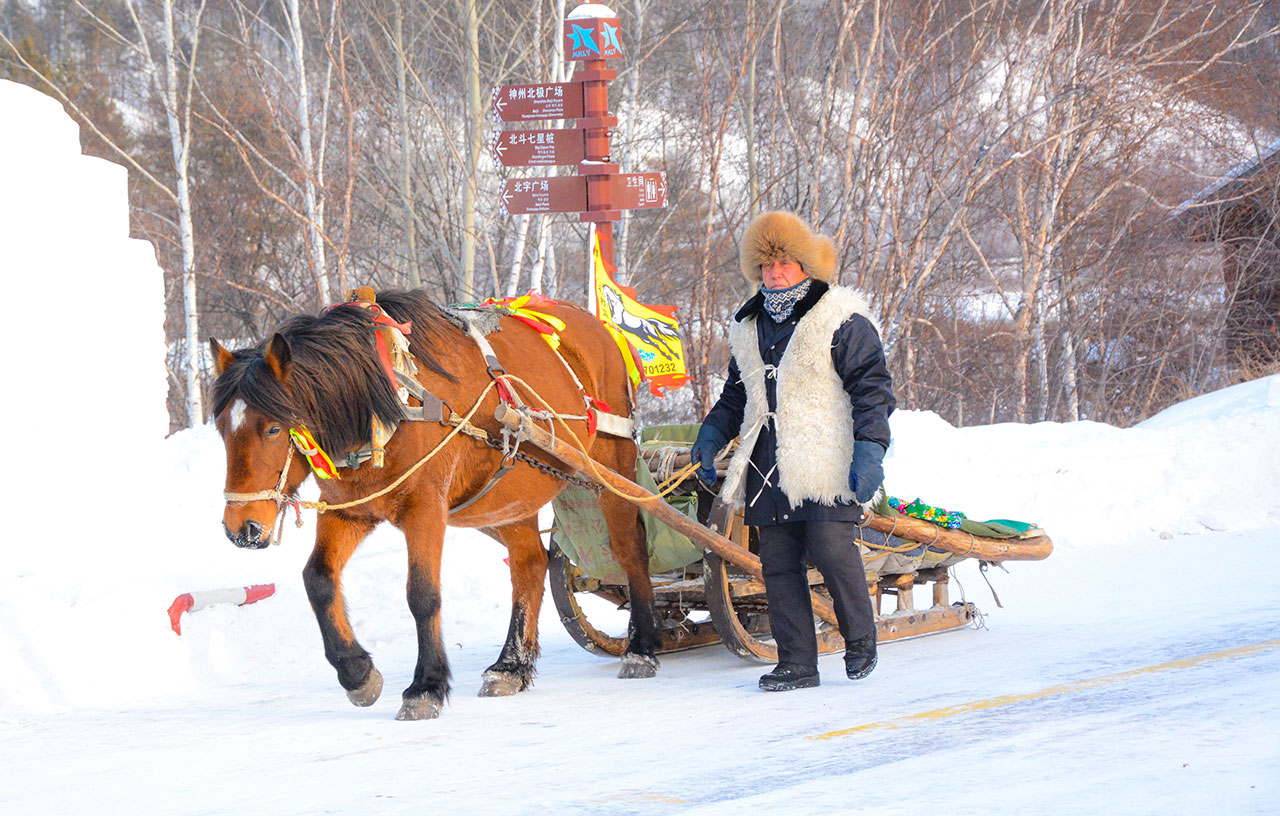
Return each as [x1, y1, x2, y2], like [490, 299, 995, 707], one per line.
[266, 425, 282, 438]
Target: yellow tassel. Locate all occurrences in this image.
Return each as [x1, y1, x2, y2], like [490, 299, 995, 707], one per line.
[289, 427, 341, 479]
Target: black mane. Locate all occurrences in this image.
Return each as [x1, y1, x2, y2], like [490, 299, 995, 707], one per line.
[212, 289, 459, 457]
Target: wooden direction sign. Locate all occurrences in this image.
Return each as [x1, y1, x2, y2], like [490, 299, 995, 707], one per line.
[564, 16, 623, 61]
[609, 172, 667, 210]
[490, 82, 585, 123]
[500, 177, 588, 216]
[491, 128, 586, 168]
[501, 172, 667, 216]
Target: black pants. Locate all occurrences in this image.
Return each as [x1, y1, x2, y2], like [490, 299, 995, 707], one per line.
[757, 520, 877, 668]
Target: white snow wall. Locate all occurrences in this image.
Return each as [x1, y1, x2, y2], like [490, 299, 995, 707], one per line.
[0, 79, 167, 439]
[0, 80, 170, 713]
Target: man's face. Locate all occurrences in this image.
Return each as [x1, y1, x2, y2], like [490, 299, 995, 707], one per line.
[761, 257, 807, 289]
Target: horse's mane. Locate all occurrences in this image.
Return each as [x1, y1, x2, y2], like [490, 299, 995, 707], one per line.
[212, 290, 460, 457]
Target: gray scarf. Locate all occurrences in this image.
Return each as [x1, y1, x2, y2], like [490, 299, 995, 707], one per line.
[761, 278, 812, 323]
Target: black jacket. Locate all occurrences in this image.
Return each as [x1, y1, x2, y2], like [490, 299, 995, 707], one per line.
[701, 281, 896, 526]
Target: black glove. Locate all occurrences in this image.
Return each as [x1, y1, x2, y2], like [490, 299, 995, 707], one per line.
[691, 425, 728, 485]
[848, 440, 886, 504]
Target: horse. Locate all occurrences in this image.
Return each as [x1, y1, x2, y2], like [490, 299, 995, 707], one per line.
[209, 289, 661, 720]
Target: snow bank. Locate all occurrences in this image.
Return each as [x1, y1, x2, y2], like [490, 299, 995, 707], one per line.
[885, 373, 1280, 550]
[0, 80, 171, 716]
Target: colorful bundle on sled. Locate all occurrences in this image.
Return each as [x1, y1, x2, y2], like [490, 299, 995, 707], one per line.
[887, 495, 968, 529]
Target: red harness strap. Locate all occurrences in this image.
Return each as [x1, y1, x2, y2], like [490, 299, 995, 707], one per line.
[586, 396, 611, 436]
[326, 298, 412, 394]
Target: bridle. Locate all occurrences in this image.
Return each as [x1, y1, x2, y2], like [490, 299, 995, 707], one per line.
[223, 439, 303, 546]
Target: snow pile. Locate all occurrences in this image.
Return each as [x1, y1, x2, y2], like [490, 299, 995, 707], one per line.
[886, 373, 1280, 547]
[0, 79, 174, 716]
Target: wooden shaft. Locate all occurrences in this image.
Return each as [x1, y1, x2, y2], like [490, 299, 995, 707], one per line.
[494, 405, 840, 626]
[496, 404, 759, 573]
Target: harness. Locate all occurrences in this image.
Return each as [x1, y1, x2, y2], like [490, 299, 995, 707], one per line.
[223, 288, 634, 544]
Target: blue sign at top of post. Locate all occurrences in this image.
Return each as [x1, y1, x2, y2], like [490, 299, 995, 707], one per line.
[564, 14, 623, 61]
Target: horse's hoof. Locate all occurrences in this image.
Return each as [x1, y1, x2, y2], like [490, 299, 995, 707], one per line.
[617, 653, 659, 679]
[478, 670, 525, 697]
[395, 695, 443, 720]
[345, 666, 383, 707]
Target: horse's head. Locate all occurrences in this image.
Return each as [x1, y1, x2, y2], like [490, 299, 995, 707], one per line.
[210, 335, 310, 549]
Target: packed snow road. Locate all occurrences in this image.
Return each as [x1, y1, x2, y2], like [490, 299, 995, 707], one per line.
[4, 526, 1277, 816]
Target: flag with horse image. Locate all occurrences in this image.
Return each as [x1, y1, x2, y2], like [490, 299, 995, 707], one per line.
[590, 230, 692, 397]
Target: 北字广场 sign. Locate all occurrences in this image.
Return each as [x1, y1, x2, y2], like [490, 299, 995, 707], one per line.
[500, 177, 588, 216]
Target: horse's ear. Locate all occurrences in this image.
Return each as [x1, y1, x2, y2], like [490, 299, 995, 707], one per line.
[264, 333, 293, 384]
[210, 338, 236, 376]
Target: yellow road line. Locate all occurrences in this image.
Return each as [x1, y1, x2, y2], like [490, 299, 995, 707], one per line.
[810, 638, 1280, 741]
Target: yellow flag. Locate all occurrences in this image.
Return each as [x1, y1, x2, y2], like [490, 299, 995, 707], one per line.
[591, 232, 692, 397]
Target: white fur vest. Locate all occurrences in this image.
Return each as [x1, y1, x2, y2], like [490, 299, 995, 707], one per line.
[720, 286, 880, 509]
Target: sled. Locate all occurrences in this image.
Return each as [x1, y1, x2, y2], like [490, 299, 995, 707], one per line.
[494, 406, 1054, 663]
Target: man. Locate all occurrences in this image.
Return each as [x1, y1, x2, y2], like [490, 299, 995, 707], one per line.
[693, 211, 895, 692]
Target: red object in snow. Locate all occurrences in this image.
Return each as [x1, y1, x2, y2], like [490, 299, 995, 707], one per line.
[167, 583, 276, 635]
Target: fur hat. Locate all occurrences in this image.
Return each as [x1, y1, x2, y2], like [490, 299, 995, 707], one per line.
[740, 211, 836, 285]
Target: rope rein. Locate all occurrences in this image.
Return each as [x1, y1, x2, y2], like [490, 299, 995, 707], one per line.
[222, 372, 696, 547]
[224, 375, 958, 557]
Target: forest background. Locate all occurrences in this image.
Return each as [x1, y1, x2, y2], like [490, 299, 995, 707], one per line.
[3, 0, 1277, 433]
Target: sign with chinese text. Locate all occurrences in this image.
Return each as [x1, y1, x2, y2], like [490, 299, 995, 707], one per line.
[499, 177, 589, 216]
[491, 128, 586, 168]
[490, 82, 586, 123]
[609, 173, 667, 210]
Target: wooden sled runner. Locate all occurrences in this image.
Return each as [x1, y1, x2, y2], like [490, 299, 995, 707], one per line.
[495, 406, 1053, 664]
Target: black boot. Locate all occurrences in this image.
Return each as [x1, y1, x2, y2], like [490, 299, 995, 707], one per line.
[758, 662, 820, 692]
[844, 636, 877, 680]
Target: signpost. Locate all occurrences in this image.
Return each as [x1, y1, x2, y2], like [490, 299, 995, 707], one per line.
[609, 172, 667, 211]
[490, 1, 665, 285]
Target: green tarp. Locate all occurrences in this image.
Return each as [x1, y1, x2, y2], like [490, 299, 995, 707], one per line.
[551, 426, 705, 582]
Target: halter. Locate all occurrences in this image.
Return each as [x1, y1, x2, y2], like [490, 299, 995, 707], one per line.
[223, 440, 304, 547]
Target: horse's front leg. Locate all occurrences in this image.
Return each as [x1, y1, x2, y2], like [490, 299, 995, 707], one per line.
[302, 512, 382, 707]
[478, 518, 548, 697]
[599, 490, 663, 679]
[397, 504, 451, 720]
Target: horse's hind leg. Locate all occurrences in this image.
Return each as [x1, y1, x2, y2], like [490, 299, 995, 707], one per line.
[397, 504, 451, 720]
[594, 437, 662, 678]
[478, 517, 547, 697]
[302, 513, 383, 707]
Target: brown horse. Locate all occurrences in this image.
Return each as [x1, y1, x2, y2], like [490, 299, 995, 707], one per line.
[209, 290, 660, 719]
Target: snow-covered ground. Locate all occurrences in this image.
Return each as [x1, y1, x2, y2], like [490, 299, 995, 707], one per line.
[2, 79, 1278, 815]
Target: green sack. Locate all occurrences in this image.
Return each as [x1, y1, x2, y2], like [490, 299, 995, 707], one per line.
[551, 449, 705, 582]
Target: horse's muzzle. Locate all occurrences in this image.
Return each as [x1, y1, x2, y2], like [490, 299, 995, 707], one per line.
[224, 520, 270, 549]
